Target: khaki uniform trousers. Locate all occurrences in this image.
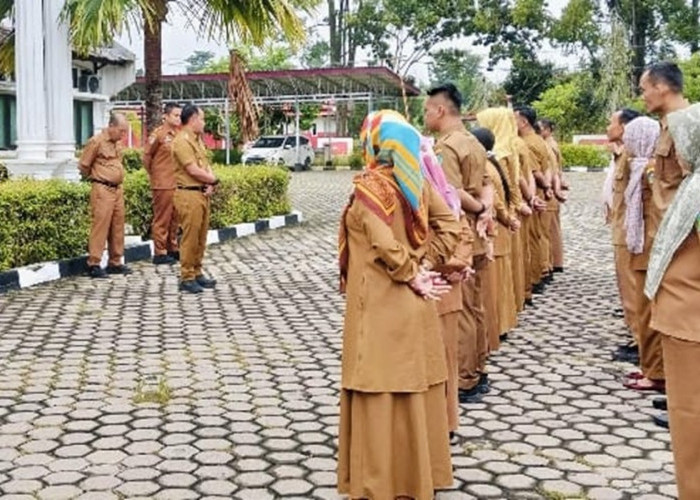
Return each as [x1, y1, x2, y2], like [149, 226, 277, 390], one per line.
[521, 215, 533, 300]
[613, 245, 639, 342]
[551, 209, 564, 268]
[151, 189, 179, 256]
[174, 189, 210, 282]
[439, 311, 460, 432]
[87, 183, 125, 267]
[634, 270, 664, 380]
[458, 254, 488, 390]
[528, 213, 543, 287]
[662, 335, 700, 500]
[539, 211, 554, 276]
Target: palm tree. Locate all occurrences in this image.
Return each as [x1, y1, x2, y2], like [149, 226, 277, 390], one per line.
[65, 0, 314, 135]
[0, 0, 314, 136]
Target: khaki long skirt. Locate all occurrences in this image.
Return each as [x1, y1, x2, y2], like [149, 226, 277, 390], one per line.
[497, 254, 518, 336]
[510, 230, 526, 312]
[337, 384, 453, 500]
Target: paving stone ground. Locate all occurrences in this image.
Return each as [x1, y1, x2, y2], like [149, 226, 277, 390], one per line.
[0, 171, 677, 499]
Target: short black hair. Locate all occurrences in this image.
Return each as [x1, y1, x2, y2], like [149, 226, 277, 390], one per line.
[514, 106, 538, 130]
[618, 108, 641, 125]
[644, 61, 684, 93]
[181, 104, 201, 125]
[164, 102, 181, 115]
[426, 83, 463, 114]
[539, 119, 554, 132]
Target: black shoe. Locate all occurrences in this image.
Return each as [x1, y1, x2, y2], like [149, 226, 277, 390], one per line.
[500, 333, 509, 342]
[477, 373, 490, 394]
[653, 412, 669, 429]
[195, 275, 217, 289]
[106, 265, 133, 275]
[459, 386, 483, 404]
[168, 251, 180, 261]
[449, 431, 459, 445]
[543, 273, 553, 285]
[553, 267, 564, 273]
[179, 280, 204, 294]
[525, 298, 534, 307]
[653, 397, 668, 411]
[153, 254, 176, 265]
[88, 266, 108, 279]
[532, 282, 545, 295]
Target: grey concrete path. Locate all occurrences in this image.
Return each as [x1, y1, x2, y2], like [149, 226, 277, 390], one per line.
[0, 172, 676, 499]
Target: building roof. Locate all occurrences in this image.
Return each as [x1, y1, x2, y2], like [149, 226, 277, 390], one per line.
[114, 66, 421, 105]
[0, 25, 134, 66]
[75, 41, 136, 66]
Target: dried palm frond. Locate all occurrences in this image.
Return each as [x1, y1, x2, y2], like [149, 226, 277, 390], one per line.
[228, 49, 259, 144]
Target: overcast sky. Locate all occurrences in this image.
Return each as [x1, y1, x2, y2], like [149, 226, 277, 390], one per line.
[116, 0, 570, 84]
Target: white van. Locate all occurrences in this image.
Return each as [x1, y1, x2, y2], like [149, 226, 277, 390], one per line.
[242, 135, 315, 170]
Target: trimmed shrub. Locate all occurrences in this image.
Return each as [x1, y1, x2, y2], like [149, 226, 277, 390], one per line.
[560, 143, 609, 169]
[0, 165, 291, 271]
[124, 165, 291, 239]
[122, 148, 144, 172]
[0, 179, 90, 271]
[0, 163, 8, 182]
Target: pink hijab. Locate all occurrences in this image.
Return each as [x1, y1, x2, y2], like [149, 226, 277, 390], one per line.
[622, 117, 660, 254]
[419, 136, 461, 217]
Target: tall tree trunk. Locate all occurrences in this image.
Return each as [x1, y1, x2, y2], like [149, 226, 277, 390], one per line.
[692, 0, 699, 53]
[328, 0, 341, 65]
[143, 1, 167, 135]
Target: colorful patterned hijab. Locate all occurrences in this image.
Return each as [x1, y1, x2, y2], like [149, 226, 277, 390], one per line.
[360, 110, 424, 210]
[622, 117, 660, 254]
[338, 110, 428, 291]
[420, 135, 461, 217]
[646, 103, 700, 298]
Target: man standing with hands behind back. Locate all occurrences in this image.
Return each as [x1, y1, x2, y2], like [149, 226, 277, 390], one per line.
[79, 112, 133, 279]
[144, 103, 181, 265]
[172, 104, 219, 294]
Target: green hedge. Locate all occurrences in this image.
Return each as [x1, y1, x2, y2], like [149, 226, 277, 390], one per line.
[0, 179, 91, 271]
[560, 143, 609, 169]
[125, 165, 291, 238]
[0, 165, 291, 271]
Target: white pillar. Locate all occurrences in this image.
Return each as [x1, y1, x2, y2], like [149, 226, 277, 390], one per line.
[14, 0, 48, 160]
[44, 0, 76, 160]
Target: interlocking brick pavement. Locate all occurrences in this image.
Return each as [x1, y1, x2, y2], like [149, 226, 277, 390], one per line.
[0, 171, 676, 499]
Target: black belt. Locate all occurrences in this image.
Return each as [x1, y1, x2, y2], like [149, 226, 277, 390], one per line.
[91, 179, 121, 188]
[177, 185, 206, 192]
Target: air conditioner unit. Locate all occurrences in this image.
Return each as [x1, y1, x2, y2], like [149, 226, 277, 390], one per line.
[77, 73, 101, 93]
[87, 75, 101, 94]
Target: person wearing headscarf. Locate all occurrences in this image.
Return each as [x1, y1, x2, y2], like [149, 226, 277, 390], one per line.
[604, 108, 644, 364]
[641, 61, 700, 499]
[478, 108, 528, 314]
[618, 117, 665, 393]
[337, 110, 460, 499]
[472, 126, 520, 349]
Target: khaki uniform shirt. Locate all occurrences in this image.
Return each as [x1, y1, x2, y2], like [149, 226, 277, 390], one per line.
[78, 131, 125, 185]
[341, 182, 460, 392]
[144, 124, 178, 189]
[172, 129, 212, 187]
[521, 131, 552, 200]
[650, 117, 700, 341]
[435, 124, 490, 256]
[611, 151, 630, 246]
